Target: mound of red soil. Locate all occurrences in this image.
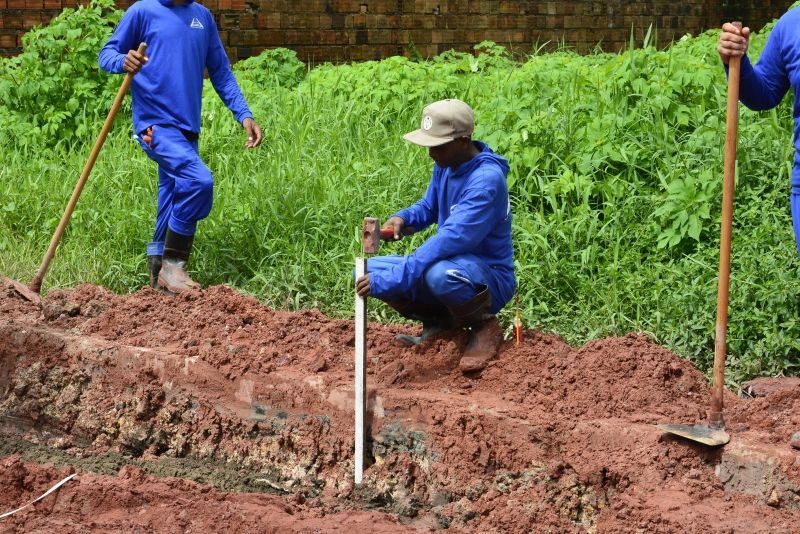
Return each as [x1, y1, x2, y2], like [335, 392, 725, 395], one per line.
[1, 280, 799, 533]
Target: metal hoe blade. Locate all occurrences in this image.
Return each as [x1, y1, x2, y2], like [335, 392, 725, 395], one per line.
[1, 276, 41, 304]
[657, 423, 730, 447]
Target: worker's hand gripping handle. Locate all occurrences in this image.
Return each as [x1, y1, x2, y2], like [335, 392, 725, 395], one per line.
[379, 226, 416, 241]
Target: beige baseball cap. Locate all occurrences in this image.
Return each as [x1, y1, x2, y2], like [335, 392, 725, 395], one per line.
[403, 99, 475, 147]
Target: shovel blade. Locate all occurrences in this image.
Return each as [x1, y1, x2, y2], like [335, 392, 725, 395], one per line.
[657, 423, 730, 447]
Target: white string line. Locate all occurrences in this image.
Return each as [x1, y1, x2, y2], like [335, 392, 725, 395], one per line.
[0, 473, 77, 519]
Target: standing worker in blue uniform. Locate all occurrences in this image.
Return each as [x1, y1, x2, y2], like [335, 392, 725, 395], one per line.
[99, 0, 262, 293]
[717, 10, 800, 253]
[356, 99, 516, 373]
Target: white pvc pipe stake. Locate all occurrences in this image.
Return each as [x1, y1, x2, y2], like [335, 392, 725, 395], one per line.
[354, 257, 367, 484]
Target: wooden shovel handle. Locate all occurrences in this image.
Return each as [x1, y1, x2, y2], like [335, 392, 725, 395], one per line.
[30, 42, 147, 294]
[710, 23, 741, 428]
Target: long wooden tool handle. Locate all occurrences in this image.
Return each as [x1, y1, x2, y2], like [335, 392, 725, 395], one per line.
[710, 23, 742, 428]
[30, 42, 147, 294]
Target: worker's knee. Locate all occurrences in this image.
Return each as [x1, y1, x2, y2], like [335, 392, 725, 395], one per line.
[423, 262, 450, 295]
[178, 163, 213, 206]
[192, 166, 214, 204]
[193, 177, 214, 221]
[424, 261, 474, 301]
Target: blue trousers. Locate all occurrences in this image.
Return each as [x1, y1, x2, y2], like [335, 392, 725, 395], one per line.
[366, 253, 504, 315]
[137, 125, 213, 256]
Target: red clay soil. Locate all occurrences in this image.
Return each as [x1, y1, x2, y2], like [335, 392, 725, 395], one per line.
[1, 280, 799, 533]
[0, 454, 419, 533]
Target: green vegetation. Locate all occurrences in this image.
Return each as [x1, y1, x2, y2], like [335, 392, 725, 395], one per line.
[1, 0, 799, 385]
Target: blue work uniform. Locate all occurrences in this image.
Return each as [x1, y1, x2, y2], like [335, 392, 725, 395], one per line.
[98, 0, 252, 256]
[368, 141, 516, 315]
[727, 8, 800, 253]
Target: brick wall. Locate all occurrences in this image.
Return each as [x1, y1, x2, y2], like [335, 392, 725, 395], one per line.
[0, 0, 794, 62]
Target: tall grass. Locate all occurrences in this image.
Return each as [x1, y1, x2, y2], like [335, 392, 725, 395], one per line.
[1, 4, 799, 384]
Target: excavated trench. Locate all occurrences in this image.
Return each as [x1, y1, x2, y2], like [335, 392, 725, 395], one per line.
[1, 281, 800, 532]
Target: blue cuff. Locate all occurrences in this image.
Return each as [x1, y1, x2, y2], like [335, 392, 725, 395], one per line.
[724, 55, 753, 76]
[369, 271, 385, 298]
[236, 110, 253, 125]
[391, 210, 410, 228]
[115, 55, 127, 74]
[146, 241, 164, 256]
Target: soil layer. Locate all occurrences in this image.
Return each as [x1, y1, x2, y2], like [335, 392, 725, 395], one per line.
[1, 280, 799, 533]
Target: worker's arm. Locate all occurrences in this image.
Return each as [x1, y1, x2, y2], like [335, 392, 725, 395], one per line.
[206, 15, 254, 127]
[370, 167, 506, 300]
[721, 21, 790, 111]
[98, 8, 141, 74]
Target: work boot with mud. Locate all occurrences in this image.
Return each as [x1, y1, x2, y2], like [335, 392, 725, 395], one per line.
[445, 287, 502, 373]
[459, 316, 503, 373]
[396, 319, 448, 346]
[385, 301, 452, 346]
[147, 255, 162, 290]
[158, 230, 201, 294]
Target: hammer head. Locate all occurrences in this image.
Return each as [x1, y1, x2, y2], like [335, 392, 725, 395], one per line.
[362, 217, 380, 254]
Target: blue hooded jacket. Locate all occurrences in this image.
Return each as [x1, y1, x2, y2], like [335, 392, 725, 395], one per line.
[98, 0, 252, 135]
[370, 141, 516, 308]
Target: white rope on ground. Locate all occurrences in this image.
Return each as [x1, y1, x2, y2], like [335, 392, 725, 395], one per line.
[0, 473, 76, 519]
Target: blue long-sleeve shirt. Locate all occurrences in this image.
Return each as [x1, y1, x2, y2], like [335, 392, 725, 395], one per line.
[733, 8, 800, 189]
[370, 141, 517, 307]
[98, 0, 252, 135]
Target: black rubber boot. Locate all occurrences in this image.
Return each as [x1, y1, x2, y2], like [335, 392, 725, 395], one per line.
[386, 300, 452, 346]
[147, 255, 162, 289]
[445, 287, 502, 373]
[157, 229, 200, 293]
[396, 320, 448, 346]
[447, 286, 492, 328]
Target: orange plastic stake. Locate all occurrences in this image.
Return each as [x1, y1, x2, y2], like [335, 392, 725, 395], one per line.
[514, 296, 522, 347]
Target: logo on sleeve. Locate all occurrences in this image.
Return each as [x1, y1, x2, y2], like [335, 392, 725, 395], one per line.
[190, 18, 204, 29]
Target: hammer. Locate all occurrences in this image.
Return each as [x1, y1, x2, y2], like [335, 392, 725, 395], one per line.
[354, 218, 416, 482]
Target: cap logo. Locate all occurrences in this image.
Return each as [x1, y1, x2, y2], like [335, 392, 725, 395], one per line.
[422, 116, 433, 130]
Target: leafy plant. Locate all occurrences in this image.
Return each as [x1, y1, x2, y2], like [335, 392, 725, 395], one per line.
[0, 0, 122, 145]
[654, 169, 718, 249]
[233, 47, 306, 89]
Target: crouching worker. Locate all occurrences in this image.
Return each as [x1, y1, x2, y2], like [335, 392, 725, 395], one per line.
[355, 99, 516, 373]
